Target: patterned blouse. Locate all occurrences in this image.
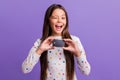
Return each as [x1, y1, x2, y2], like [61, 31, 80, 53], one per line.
[22, 35, 91, 80]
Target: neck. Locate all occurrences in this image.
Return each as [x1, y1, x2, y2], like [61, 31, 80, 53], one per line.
[51, 33, 62, 36]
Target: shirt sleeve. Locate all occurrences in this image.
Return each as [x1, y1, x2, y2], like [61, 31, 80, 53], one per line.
[72, 35, 91, 75]
[22, 39, 41, 73]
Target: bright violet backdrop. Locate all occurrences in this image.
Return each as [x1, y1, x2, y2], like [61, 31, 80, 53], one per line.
[0, 0, 120, 80]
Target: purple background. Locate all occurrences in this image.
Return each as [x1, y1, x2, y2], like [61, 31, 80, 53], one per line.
[0, 0, 120, 80]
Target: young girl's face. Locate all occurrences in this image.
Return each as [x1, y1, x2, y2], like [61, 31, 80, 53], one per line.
[49, 8, 66, 36]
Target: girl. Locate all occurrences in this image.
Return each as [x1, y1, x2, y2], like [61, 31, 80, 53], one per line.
[22, 4, 91, 80]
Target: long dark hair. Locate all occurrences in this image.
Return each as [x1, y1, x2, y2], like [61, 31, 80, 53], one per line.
[40, 4, 75, 80]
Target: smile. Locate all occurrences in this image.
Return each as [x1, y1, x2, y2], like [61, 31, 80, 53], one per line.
[55, 25, 63, 31]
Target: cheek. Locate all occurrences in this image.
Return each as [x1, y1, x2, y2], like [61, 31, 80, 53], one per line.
[50, 20, 56, 26]
[49, 21, 54, 29]
[63, 19, 67, 24]
[49, 22, 57, 31]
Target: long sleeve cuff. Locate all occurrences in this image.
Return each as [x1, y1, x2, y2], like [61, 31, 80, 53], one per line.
[76, 55, 91, 75]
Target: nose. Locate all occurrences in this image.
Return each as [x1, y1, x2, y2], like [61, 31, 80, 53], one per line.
[57, 17, 62, 23]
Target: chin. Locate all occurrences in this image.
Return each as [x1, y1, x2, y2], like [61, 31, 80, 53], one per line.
[55, 32, 62, 35]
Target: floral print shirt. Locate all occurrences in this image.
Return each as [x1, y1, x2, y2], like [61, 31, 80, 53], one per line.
[22, 35, 91, 80]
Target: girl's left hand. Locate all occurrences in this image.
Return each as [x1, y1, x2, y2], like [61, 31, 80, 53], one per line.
[63, 39, 81, 57]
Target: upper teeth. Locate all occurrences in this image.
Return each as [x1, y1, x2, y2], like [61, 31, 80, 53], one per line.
[56, 25, 62, 27]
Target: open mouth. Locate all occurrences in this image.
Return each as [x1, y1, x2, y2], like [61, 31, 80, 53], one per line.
[55, 25, 63, 31]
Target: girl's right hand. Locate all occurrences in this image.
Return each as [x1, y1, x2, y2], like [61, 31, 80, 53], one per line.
[36, 36, 54, 55]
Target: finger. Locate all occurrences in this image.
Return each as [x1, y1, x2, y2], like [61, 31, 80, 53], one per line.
[48, 38, 54, 44]
[48, 46, 55, 50]
[62, 47, 69, 51]
[64, 39, 75, 45]
[63, 39, 73, 43]
[47, 36, 54, 41]
[45, 36, 54, 43]
[49, 46, 55, 50]
[65, 41, 70, 46]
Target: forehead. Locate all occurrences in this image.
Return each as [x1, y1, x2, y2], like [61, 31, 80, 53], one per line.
[51, 8, 66, 16]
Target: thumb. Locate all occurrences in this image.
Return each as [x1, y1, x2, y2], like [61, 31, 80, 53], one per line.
[47, 46, 55, 50]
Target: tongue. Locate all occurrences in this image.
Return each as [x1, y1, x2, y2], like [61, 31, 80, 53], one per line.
[56, 26, 61, 30]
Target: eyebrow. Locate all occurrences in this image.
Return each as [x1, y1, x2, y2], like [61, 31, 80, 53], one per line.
[51, 14, 66, 17]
